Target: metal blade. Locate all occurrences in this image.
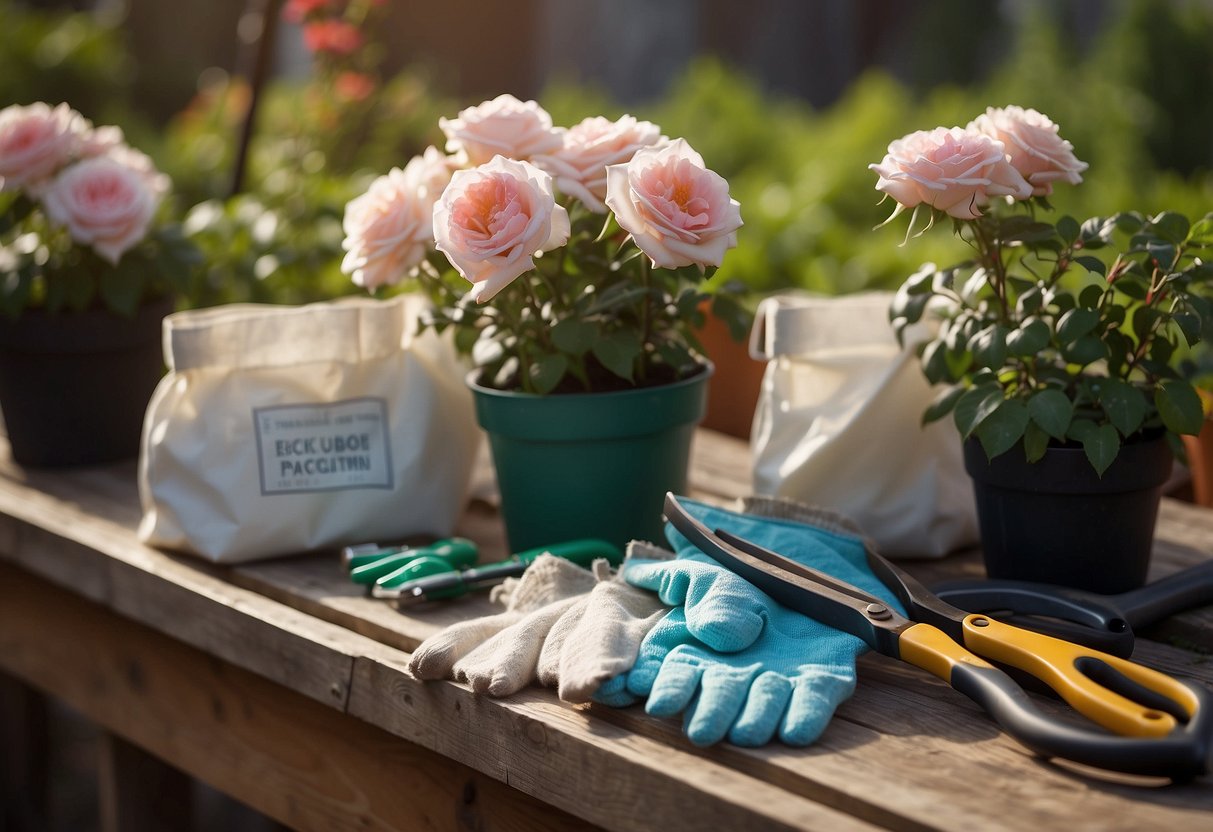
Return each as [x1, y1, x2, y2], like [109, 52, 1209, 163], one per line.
[663, 494, 908, 655]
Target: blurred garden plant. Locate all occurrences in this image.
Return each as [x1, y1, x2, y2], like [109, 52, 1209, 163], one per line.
[880, 106, 1213, 474]
[0, 102, 198, 318]
[341, 94, 748, 394]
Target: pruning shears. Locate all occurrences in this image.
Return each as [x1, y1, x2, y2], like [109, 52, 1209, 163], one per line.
[664, 493, 1213, 780]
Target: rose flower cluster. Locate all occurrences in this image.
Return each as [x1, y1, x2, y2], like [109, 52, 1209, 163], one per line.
[870, 105, 1088, 222]
[0, 102, 169, 264]
[341, 94, 742, 301]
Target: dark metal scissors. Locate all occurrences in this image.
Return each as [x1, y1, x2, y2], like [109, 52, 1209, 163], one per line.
[932, 561, 1213, 658]
[663, 493, 1213, 780]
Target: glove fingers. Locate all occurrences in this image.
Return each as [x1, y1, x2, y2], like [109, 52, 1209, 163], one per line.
[556, 585, 668, 703]
[623, 608, 692, 698]
[682, 665, 753, 747]
[536, 595, 589, 689]
[779, 669, 856, 746]
[727, 671, 792, 747]
[454, 598, 582, 696]
[593, 674, 640, 708]
[408, 612, 519, 680]
[645, 657, 704, 718]
[681, 576, 767, 653]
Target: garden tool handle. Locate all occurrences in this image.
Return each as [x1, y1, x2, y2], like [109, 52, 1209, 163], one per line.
[1110, 559, 1213, 629]
[898, 622, 1213, 779]
[960, 615, 1199, 737]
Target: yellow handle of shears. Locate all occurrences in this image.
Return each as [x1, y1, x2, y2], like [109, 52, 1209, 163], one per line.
[959, 614, 1197, 737]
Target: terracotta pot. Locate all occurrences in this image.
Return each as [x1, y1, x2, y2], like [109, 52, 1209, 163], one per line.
[694, 304, 764, 439]
[1182, 419, 1213, 508]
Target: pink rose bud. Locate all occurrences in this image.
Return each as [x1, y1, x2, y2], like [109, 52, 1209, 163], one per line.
[342, 147, 455, 291]
[0, 102, 84, 193]
[532, 115, 665, 213]
[968, 106, 1088, 197]
[433, 155, 570, 302]
[439, 94, 563, 167]
[40, 154, 164, 264]
[604, 138, 742, 271]
[869, 126, 1032, 220]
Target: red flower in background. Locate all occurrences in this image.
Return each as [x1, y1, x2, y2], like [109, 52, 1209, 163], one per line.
[335, 71, 376, 102]
[283, 0, 332, 24]
[302, 19, 363, 55]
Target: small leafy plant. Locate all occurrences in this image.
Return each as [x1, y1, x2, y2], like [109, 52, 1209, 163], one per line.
[877, 107, 1213, 474]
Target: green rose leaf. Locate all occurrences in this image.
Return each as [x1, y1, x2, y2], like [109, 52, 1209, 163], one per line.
[975, 399, 1030, 460]
[971, 324, 1008, 370]
[954, 385, 1004, 439]
[1174, 311, 1202, 346]
[901, 264, 937, 296]
[1006, 319, 1050, 356]
[1078, 285, 1103, 309]
[528, 353, 569, 395]
[1156, 379, 1205, 436]
[1055, 215, 1080, 245]
[921, 339, 949, 384]
[1082, 423, 1121, 477]
[1027, 389, 1073, 440]
[1023, 420, 1051, 463]
[551, 319, 598, 356]
[1151, 211, 1190, 244]
[1073, 255, 1107, 276]
[1061, 335, 1107, 366]
[1146, 241, 1177, 270]
[922, 384, 965, 425]
[592, 330, 642, 382]
[1097, 378, 1147, 437]
[1113, 274, 1149, 300]
[1056, 307, 1099, 343]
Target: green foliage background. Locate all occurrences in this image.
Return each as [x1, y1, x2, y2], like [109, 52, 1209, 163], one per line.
[3, 0, 1211, 314]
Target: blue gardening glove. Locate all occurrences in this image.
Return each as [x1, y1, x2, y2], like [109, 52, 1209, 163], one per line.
[596, 498, 904, 747]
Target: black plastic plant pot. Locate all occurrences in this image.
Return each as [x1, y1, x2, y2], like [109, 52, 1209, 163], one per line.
[963, 433, 1173, 594]
[0, 297, 171, 468]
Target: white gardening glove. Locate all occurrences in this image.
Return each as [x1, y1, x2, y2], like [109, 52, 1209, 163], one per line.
[407, 554, 598, 695]
[537, 542, 674, 704]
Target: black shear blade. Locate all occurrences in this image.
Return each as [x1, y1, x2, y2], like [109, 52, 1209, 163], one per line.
[663, 494, 907, 654]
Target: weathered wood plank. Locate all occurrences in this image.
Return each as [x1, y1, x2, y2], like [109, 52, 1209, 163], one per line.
[347, 646, 884, 832]
[0, 565, 598, 832]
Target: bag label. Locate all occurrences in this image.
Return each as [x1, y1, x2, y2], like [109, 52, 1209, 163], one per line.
[253, 397, 393, 494]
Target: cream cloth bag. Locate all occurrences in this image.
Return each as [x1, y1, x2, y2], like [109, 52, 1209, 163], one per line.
[749, 291, 976, 558]
[138, 294, 480, 563]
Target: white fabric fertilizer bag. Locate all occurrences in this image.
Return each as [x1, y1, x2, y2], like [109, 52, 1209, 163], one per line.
[139, 294, 480, 563]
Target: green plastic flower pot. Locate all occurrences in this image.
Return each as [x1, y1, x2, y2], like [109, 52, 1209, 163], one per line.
[469, 363, 713, 552]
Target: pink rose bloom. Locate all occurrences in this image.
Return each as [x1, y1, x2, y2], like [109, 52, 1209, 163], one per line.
[969, 106, 1088, 197]
[869, 126, 1032, 220]
[439, 94, 563, 166]
[433, 156, 570, 302]
[77, 123, 127, 159]
[0, 102, 84, 192]
[532, 115, 665, 213]
[342, 148, 454, 291]
[604, 138, 742, 271]
[41, 155, 163, 264]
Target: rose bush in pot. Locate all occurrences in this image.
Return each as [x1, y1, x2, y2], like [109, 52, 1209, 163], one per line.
[342, 94, 744, 548]
[875, 106, 1213, 591]
[0, 102, 200, 466]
